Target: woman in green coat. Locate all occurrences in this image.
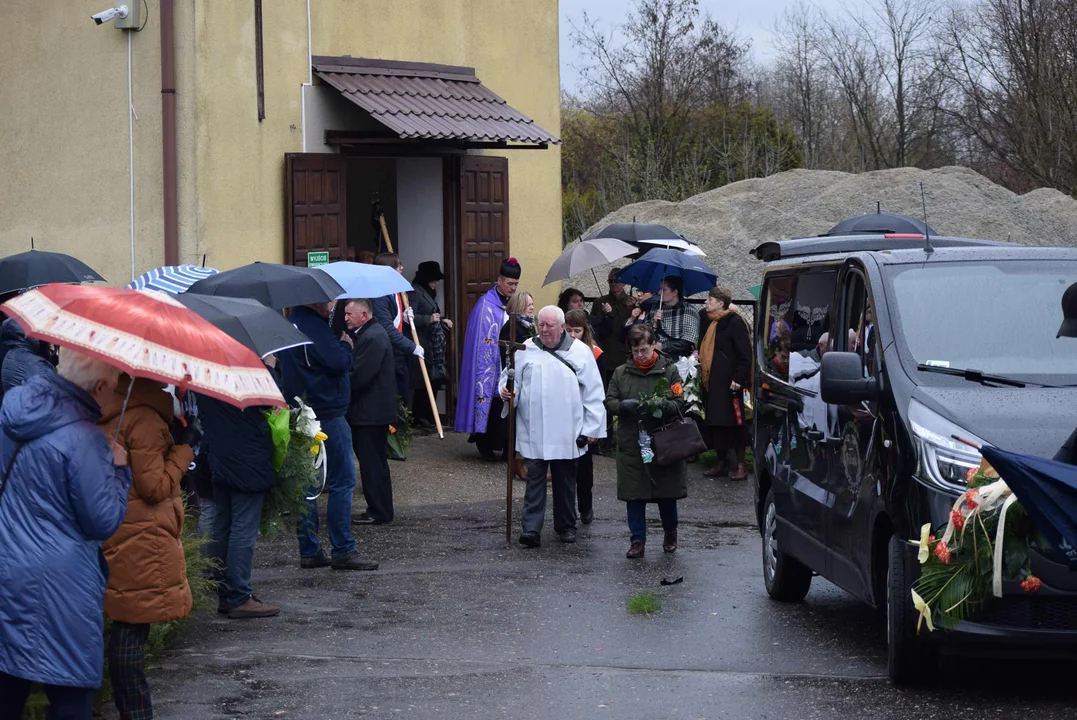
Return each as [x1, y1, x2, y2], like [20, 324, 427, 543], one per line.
[604, 325, 687, 559]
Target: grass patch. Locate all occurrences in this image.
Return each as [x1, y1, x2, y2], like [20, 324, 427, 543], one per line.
[626, 591, 662, 615]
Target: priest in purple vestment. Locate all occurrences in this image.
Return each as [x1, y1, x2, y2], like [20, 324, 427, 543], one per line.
[454, 257, 521, 458]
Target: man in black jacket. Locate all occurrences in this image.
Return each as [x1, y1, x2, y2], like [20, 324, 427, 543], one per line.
[344, 299, 397, 525]
[279, 302, 375, 571]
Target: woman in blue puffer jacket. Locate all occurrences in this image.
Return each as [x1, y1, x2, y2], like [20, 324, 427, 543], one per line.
[0, 347, 132, 719]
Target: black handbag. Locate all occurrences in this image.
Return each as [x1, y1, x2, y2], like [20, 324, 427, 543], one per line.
[650, 416, 707, 466]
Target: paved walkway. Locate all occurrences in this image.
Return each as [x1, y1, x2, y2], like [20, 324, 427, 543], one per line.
[124, 434, 1076, 719]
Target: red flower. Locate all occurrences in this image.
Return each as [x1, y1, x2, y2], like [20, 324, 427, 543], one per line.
[1020, 576, 1042, 593]
[966, 467, 978, 484]
[950, 510, 965, 531]
[965, 489, 979, 510]
[934, 541, 951, 564]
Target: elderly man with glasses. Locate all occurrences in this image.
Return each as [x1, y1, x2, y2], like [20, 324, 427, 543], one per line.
[499, 306, 606, 547]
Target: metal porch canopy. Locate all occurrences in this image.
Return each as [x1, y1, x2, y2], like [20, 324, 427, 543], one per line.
[312, 56, 560, 149]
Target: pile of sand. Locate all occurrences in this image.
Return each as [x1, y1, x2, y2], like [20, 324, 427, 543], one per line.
[567, 165, 1077, 299]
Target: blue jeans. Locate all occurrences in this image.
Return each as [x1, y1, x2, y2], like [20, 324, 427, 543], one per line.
[626, 499, 678, 544]
[296, 416, 356, 558]
[209, 486, 265, 609]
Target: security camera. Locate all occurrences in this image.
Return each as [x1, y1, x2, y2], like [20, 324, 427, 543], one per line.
[91, 6, 128, 26]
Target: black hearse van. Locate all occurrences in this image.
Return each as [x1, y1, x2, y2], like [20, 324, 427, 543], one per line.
[749, 230, 1077, 684]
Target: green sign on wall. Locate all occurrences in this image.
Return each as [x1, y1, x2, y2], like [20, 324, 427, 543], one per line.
[307, 251, 330, 268]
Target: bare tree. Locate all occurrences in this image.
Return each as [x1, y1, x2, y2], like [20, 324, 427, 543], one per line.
[939, 0, 1077, 194]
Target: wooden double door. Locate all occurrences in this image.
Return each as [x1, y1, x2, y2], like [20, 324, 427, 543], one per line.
[285, 152, 510, 412]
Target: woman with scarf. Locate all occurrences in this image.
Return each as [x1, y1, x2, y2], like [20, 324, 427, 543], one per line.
[410, 261, 452, 429]
[698, 287, 752, 480]
[605, 324, 687, 558]
[647, 276, 699, 358]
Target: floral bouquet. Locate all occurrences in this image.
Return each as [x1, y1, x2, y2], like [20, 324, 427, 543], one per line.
[636, 378, 684, 464]
[910, 459, 1046, 632]
[674, 355, 705, 420]
[260, 397, 328, 536]
[387, 397, 414, 458]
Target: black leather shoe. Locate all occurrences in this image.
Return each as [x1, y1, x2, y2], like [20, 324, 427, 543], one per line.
[300, 549, 332, 569]
[353, 514, 388, 526]
[558, 529, 577, 544]
[331, 552, 379, 571]
[518, 532, 541, 548]
[581, 510, 594, 525]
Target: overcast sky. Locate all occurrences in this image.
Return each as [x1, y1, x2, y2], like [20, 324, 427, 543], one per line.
[560, 0, 871, 93]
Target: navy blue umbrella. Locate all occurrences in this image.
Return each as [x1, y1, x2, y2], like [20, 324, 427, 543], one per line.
[614, 248, 717, 296]
[979, 445, 1077, 569]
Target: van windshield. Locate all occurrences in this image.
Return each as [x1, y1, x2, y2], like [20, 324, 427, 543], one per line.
[886, 260, 1077, 382]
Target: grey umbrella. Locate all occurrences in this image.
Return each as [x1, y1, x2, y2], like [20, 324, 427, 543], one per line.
[542, 237, 639, 287]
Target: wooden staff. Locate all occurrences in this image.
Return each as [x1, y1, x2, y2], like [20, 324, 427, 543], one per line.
[374, 210, 444, 439]
[499, 313, 526, 543]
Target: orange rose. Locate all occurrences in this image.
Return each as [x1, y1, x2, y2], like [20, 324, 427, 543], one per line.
[670, 382, 683, 397]
[389, 425, 397, 434]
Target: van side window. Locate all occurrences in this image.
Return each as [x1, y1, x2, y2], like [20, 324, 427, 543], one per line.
[762, 276, 795, 380]
[790, 271, 836, 354]
[840, 272, 877, 377]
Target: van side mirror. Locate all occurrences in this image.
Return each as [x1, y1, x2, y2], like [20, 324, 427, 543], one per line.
[820, 351, 878, 404]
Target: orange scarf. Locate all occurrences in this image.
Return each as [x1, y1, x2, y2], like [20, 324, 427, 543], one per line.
[699, 308, 735, 389]
[634, 350, 658, 372]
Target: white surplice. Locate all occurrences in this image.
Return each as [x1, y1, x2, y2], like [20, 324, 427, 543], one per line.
[499, 334, 606, 460]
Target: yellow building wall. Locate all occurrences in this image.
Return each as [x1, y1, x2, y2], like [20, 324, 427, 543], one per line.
[0, 1, 560, 303]
[309, 0, 563, 307]
[0, 0, 167, 287]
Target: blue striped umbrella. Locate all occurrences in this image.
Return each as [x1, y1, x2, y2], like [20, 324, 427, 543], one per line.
[127, 264, 219, 294]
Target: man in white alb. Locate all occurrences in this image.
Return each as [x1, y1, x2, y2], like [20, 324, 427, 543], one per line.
[500, 306, 606, 547]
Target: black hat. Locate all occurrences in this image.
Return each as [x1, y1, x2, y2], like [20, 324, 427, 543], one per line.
[1058, 281, 1077, 338]
[413, 261, 444, 285]
[499, 257, 521, 280]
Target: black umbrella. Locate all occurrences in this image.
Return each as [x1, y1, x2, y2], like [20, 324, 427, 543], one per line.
[185, 261, 344, 310]
[824, 212, 937, 237]
[173, 294, 313, 358]
[584, 222, 705, 256]
[0, 250, 104, 296]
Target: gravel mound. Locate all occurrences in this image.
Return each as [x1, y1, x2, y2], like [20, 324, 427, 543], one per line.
[567, 166, 1077, 299]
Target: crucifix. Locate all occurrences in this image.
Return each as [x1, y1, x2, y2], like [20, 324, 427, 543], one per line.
[499, 312, 526, 543]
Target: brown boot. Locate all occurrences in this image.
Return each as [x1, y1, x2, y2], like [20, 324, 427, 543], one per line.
[702, 463, 727, 478]
[626, 539, 645, 559]
[226, 595, 280, 619]
[730, 463, 748, 481]
[663, 529, 678, 553]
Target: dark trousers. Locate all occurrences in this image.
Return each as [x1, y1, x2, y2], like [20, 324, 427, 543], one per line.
[712, 425, 749, 465]
[412, 379, 444, 425]
[209, 486, 265, 609]
[626, 499, 678, 544]
[0, 672, 94, 720]
[576, 451, 594, 517]
[108, 622, 152, 720]
[522, 458, 578, 534]
[394, 352, 410, 404]
[352, 424, 394, 523]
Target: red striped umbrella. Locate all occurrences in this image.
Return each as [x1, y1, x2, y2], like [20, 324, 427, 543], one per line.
[2, 284, 284, 408]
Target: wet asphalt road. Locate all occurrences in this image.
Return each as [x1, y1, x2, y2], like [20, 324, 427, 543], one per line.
[136, 434, 1077, 719]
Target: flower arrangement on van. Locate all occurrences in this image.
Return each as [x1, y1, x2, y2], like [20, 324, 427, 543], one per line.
[910, 459, 1045, 632]
[260, 397, 328, 536]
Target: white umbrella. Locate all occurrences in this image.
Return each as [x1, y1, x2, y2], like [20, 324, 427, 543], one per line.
[637, 238, 706, 256]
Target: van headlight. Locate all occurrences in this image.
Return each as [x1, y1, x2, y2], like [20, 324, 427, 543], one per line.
[909, 399, 984, 490]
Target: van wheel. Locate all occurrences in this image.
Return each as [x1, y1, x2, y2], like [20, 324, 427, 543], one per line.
[762, 489, 812, 601]
[887, 535, 937, 685]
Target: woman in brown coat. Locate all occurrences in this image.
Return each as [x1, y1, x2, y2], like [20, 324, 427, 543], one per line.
[99, 376, 195, 720]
